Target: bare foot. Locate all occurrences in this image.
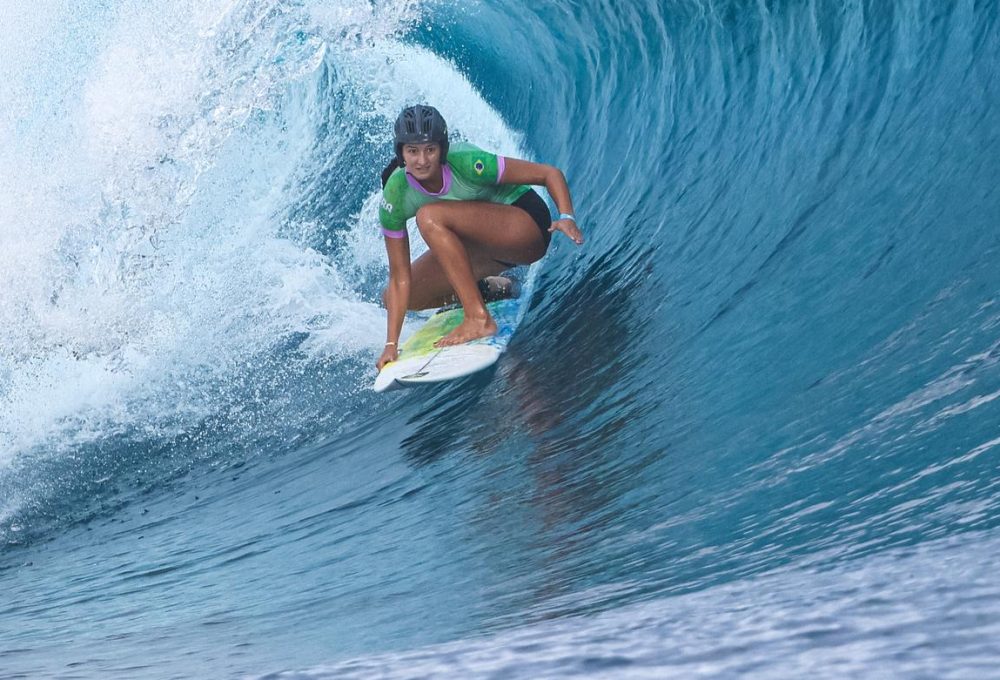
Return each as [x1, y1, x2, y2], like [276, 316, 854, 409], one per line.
[435, 314, 497, 347]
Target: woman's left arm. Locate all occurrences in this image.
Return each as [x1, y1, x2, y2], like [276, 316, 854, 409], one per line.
[501, 158, 584, 245]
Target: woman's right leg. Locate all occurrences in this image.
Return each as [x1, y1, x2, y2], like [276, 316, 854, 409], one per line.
[405, 199, 547, 344]
[406, 198, 547, 311]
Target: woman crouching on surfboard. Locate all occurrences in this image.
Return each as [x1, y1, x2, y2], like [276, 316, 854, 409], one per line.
[376, 104, 584, 370]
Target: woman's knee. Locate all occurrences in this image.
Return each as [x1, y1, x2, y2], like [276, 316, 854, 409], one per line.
[415, 203, 447, 237]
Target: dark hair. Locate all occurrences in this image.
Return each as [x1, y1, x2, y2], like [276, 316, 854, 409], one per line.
[380, 157, 400, 188]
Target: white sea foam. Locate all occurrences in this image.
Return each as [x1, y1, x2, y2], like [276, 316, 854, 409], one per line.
[0, 0, 526, 476]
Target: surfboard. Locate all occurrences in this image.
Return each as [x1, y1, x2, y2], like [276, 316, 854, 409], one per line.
[373, 273, 534, 392]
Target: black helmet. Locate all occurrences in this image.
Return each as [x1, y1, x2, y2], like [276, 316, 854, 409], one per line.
[394, 105, 449, 165]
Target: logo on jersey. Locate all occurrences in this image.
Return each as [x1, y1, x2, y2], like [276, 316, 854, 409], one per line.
[380, 197, 394, 213]
[474, 159, 485, 175]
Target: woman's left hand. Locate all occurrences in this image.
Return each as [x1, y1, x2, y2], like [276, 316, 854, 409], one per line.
[549, 218, 585, 245]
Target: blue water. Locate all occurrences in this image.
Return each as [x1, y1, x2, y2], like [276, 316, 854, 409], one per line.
[2, 0, 999, 677]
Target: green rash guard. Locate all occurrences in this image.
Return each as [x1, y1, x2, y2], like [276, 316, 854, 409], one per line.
[379, 142, 531, 238]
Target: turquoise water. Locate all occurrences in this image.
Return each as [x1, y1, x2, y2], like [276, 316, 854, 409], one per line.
[2, 0, 999, 677]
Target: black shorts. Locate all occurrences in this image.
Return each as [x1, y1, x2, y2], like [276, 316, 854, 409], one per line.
[512, 189, 552, 248]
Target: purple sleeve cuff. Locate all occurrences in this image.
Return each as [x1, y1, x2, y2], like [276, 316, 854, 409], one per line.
[381, 228, 407, 239]
[497, 155, 506, 183]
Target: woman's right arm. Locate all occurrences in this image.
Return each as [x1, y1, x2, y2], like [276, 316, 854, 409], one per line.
[377, 235, 411, 370]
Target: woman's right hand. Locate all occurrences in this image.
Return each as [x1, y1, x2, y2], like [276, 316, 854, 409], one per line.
[376, 344, 399, 371]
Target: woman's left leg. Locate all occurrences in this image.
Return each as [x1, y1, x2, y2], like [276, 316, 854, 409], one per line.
[414, 200, 546, 346]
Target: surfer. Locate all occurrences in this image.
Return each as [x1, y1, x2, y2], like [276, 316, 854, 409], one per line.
[376, 105, 584, 370]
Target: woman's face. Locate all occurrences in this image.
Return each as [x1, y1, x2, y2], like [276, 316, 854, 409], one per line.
[402, 143, 442, 180]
